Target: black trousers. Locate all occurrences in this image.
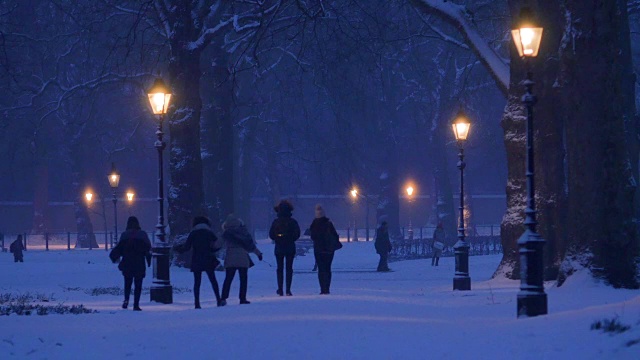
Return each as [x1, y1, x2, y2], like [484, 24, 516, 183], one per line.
[377, 252, 389, 271]
[193, 270, 221, 305]
[275, 253, 295, 292]
[221, 267, 248, 301]
[124, 276, 143, 306]
[314, 252, 335, 293]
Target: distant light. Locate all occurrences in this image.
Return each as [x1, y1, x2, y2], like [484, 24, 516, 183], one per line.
[85, 192, 93, 202]
[406, 186, 414, 197]
[108, 163, 120, 188]
[126, 192, 134, 202]
[351, 189, 358, 198]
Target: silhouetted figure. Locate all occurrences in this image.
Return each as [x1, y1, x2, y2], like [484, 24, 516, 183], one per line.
[221, 214, 263, 305]
[432, 222, 445, 266]
[309, 205, 341, 295]
[10, 235, 25, 263]
[175, 216, 223, 309]
[269, 200, 301, 296]
[375, 221, 392, 272]
[109, 216, 151, 311]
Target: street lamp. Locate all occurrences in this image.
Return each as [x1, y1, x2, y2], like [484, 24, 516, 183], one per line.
[85, 191, 94, 202]
[350, 189, 358, 241]
[350, 187, 372, 241]
[147, 77, 173, 304]
[512, 7, 547, 318]
[406, 186, 415, 241]
[108, 163, 120, 246]
[452, 110, 471, 291]
[126, 191, 134, 202]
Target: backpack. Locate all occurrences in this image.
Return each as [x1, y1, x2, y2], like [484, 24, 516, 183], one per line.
[272, 218, 291, 244]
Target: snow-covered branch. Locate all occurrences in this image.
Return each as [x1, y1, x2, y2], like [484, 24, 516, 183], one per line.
[409, 0, 509, 96]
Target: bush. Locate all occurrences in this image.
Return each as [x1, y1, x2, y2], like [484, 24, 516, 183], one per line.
[590, 317, 631, 334]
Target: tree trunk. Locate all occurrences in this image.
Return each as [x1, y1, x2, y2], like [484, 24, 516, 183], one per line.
[202, 52, 235, 231]
[32, 164, 50, 234]
[558, 0, 638, 288]
[167, 45, 206, 242]
[495, 0, 567, 281]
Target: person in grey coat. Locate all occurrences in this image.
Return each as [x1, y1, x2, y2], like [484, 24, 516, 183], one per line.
[432, 222, 446, 266]
[221, 214, 263, 305]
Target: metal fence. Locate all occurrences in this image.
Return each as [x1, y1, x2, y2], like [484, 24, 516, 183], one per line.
[0, 231, 151, 252]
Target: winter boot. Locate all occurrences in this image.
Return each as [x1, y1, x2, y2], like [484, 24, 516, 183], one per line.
[277, 271, 284, 296]
[286, 272, 293, 295]
[122, 300, 129, 309]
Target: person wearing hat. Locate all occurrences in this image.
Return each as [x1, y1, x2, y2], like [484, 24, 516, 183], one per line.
[269, 200, 301, 296]
[220, 214, 263, 305]
[375, 219, 392, 272]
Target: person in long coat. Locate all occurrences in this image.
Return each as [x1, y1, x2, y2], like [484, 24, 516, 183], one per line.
[109, 216, 151, 311]
[175, 216, 223, 309]
[375, 220, 392, 272]
[432, 222, 446, 266]
[10, 235, 25, 263]
[221, 214, 263, 305]
[269, 200, 301, 296]
[309, 205, 340, 295]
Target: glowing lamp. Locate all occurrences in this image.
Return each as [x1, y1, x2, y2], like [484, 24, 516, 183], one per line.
[147, 78, 172, 115]
[511, 7, 543, 58]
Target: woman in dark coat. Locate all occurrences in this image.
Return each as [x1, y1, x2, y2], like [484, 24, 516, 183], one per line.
[175, 216, 223, 309]
[109, 216, 151, 311]
[269, 200, 300, 296]
[10, 235, 25, 263]
[309, 205, 340, 295]
[375, 220, 392, 272]
[221, 214, 263, 305]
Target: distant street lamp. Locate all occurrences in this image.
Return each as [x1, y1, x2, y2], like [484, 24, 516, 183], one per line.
[85, 192, 94, 202]
[126, 191, 135, 202]
[406, 185, 415, 241]
[512, 7, 547, 318]
[147, 77, 173, 304]
[108, 163, 120, 245]
[452, 110, 471, 291]
[350, 189, 358, 241]
[350, 187, 372, 241]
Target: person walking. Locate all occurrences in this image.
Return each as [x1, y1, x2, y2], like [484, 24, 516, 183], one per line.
[269, 200, 300, 296]
[9, 235, 25, 263]
[109, 216, 151, 311]
[375, 220, 392, 272]
[175, 216, 224, 309]
[220, 214, 263, 305]
[432, 222, 446, 266]
[309, 205, 341, 295]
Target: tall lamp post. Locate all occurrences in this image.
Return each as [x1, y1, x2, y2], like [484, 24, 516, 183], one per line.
[511, 7, 547, 317]
[147, 77, 173, 304]
[108, 163, 120, 246]
[350, 189, 358, 242]
[452, 111, 471, 291]
[406, 186, 414, 241]
[350, 188, 372, 241]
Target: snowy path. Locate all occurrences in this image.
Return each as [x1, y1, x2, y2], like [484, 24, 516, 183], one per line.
[1, 242, 639, 359]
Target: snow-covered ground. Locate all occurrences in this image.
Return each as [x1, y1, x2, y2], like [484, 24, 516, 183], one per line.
[1, 242, 639, 359]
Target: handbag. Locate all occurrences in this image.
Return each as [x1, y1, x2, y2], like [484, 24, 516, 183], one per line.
[434, 241, 444, 250]
[327, 224, 342, 251]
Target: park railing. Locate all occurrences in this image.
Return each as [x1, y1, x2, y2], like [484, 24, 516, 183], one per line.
[0, 231, 155, 252]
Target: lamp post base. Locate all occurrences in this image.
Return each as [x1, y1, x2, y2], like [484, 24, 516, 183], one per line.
[453, 240, 471, 291]
[517, 292, 547, 318]
[150, 244, 173, 304]
[453, 276, 471, 291]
